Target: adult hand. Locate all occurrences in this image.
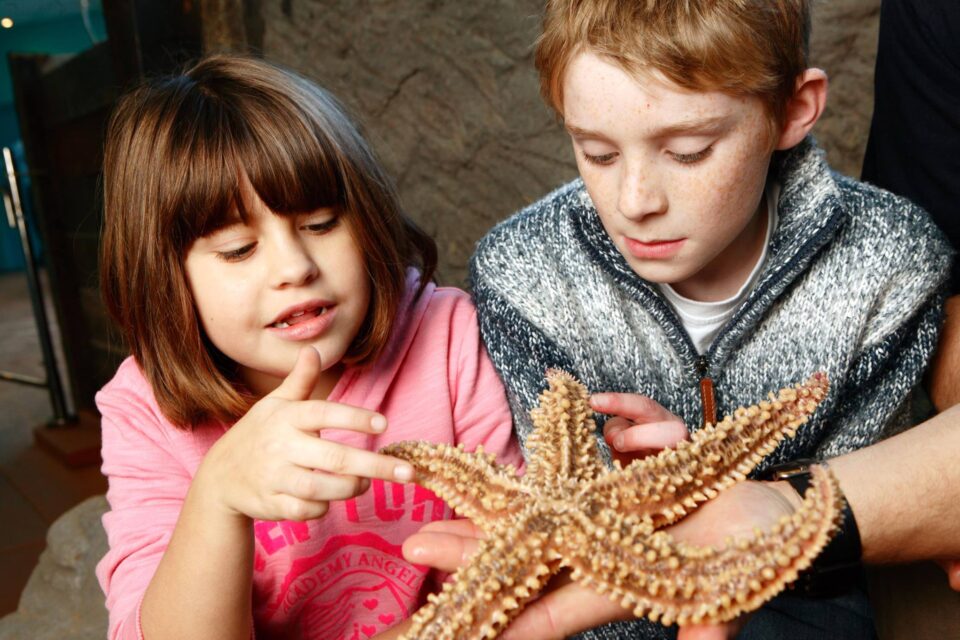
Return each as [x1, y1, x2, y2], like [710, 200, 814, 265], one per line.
[590, 392, 688, 466]
[939, 560, 960, 591]
[403, 481, 801, 639]
[195, 346, 414, 522]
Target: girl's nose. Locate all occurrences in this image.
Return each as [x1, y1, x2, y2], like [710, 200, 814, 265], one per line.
[269, 236, 319, 288]
[618, 165, 667, 221]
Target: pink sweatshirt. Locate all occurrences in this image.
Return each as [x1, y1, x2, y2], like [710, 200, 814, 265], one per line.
[95, 276, 523, 640]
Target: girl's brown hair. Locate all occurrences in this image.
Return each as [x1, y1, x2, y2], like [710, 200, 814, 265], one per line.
[100, 55, 436, 429]
[536, 0, 811, 131]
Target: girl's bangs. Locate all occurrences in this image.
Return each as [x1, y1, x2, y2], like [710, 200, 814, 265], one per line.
[169, 85, 345, 248]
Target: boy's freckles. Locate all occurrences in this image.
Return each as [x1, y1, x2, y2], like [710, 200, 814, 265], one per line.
[561, 50, 777, 302]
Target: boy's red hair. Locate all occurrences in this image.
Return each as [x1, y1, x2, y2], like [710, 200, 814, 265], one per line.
[536, 0, 811, 130]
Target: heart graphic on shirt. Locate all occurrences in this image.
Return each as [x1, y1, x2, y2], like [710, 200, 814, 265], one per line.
[361, 625, 377, 637]
[362, 598, 378, 610]
[378, 613, 395, 625]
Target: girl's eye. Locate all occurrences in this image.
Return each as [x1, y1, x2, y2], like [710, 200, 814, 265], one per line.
[302, 217, 339, 234]
[217, 243, 255, 262]
[582, 151, 618, 166]
[670, 145, 714, 165]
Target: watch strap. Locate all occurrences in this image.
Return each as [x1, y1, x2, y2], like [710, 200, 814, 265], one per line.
[762, 459, 863, 598]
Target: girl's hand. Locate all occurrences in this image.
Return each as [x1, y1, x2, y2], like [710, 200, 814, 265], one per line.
[591, 392, 688, 466]
[196, 346, 414, 522]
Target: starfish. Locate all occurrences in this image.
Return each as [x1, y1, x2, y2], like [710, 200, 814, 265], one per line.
[381, 371, 842, 639]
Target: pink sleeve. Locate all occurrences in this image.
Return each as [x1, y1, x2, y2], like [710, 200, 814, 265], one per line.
[447, 300, 524, 471]
[95, 382, 192, 640]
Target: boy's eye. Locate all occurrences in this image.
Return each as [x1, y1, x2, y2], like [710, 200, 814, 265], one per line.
[583, 151, 618, 166]
[217, 243, 255, 261]
[670, 145, 714, 165]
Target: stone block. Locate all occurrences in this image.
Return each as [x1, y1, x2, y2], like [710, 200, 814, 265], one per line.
[0, 496, 108, 640]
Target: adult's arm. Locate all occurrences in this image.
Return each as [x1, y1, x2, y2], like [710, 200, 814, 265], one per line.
[831, 402, 960, 565]
[928, 296, 960, 411]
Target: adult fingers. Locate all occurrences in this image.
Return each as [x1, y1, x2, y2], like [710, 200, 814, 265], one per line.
[938, 560, 960, 591]
[288, 437, 413, 484]
[591, 392, 681, 424]
[604, 420, 689, 452]
[269, 346, 322, 401]
[403, 530, 482, 572]
[499, 582, 629, 640]
[677, 623, 738, 640]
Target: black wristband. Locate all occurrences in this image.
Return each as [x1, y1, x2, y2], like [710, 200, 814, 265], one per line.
[760, 459, 863, 598]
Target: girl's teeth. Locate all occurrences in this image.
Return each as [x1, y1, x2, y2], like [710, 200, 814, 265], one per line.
[273, 306, 328, 328]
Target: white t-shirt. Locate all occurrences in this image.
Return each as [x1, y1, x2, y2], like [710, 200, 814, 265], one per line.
[657, 183, 780, 355]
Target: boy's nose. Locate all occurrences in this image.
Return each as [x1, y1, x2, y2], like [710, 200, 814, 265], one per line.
[618, 169, 667, 221]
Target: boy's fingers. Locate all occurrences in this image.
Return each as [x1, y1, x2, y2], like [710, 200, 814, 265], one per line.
[605, 420, 689, 452]
[270, 347, 322, 401]
[403, 530, 481, 571]
[289, 439, 413, 484]
[290, 400, 388, 435]
[591, 392, 678, 424]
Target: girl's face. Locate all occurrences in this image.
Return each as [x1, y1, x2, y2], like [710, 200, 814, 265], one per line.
[184, 177, 370, 398]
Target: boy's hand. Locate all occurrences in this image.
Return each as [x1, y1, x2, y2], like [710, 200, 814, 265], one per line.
[196, 346, 414, 522]
[590, 392, 688, 466]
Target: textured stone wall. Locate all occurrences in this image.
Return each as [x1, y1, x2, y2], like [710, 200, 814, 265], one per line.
[810, 0, 881, 178]
[254, 0, 880, 286]
[259, 0, 568, 284]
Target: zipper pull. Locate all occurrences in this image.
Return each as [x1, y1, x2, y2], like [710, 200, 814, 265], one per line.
[697, 356, 717, 427]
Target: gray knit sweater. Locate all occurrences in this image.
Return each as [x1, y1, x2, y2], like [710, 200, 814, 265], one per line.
[470, 137, 952, 639]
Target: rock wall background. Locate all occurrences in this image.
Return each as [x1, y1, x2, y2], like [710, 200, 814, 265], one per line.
[243, 0, 882, 286]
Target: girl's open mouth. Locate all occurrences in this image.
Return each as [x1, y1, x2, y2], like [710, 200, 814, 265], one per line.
[271, 306, 329, 329]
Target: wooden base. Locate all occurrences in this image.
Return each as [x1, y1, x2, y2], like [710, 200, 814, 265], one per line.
[32, 408, 101, 468]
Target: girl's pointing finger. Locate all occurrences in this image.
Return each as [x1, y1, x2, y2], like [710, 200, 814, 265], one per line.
[289, 438, 414, 484]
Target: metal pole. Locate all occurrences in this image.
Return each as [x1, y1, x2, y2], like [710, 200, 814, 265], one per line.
[3, 146, 72, 425]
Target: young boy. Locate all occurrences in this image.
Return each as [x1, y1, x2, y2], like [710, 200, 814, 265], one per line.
[468, 1, 953, 638]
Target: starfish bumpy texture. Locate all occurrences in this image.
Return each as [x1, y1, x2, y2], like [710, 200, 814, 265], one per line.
[381, 371, 842, 639]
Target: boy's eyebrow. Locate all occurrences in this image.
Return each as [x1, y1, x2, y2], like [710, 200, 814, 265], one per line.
[565, 114, 732, 139]
[652, 114, 732, 136]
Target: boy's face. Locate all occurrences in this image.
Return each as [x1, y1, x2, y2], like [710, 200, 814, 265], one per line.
[562, 50, 777, 301]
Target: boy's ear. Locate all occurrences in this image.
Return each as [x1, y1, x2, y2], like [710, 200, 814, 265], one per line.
[775, 69, 829, 150]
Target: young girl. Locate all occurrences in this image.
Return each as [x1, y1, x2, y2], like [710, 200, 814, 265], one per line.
[95, 55, 522, 640]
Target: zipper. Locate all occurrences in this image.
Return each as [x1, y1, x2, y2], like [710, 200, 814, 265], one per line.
[696, 355, 717, 427]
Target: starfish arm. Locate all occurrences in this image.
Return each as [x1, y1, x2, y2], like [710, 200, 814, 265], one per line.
[563, 465, 843, 627]
[398, 521, 560, 640]
[589, 373, 829, 527]
[380, 440, 526, 524]
[524, 370, 606, 486]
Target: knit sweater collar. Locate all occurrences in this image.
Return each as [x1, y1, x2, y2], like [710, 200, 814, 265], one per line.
[571, 136, 847, 372]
